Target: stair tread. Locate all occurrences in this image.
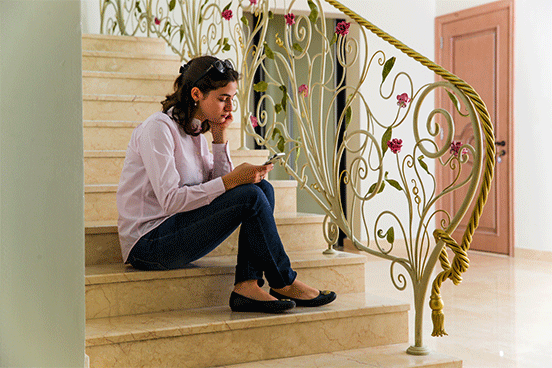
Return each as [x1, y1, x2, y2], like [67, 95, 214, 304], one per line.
[221, 343, 462, 368]
[85, 291, 409, 346]
[83, 49, 180, 61]
[83, 70, 176, 80]
[85, 250, 366, 285]
[83, 94, 164, 102]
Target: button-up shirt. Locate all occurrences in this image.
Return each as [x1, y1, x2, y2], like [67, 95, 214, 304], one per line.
[116, 111, 233, 262]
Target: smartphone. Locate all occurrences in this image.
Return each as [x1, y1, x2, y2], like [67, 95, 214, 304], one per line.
[263, 152, 285, 165]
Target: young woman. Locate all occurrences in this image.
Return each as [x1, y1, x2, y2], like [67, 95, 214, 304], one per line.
[116, 55, 336, 313]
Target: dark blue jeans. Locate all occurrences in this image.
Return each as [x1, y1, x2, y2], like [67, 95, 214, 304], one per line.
[127, 180, 297, 288]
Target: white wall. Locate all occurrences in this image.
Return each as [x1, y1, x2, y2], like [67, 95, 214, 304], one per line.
[437, 0, 552, 253]
[0, 1, 85, 366]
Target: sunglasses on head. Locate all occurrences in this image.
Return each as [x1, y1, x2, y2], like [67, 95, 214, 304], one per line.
[191, 59, 234, 86]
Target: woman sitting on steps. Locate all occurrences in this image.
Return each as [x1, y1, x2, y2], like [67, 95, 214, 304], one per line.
[116, 55, 336, 313]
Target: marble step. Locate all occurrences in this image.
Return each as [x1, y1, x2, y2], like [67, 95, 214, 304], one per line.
[84, 149, 270, 186]
[83, 94, 162, 121]
[82, 34, 167, 55]
[82, 50, 181, 75]
[83, 119, 244, 152]
[85, 212, 327, 266]
[83, 71, 175, 96]
[84, 180, 297, 222]
[85, 292, 409, 368]
[85, 250, 366, 319]
[222, 343, 462, 368]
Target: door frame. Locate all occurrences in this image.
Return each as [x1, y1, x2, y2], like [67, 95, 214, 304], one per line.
[435, 0, 515, 256]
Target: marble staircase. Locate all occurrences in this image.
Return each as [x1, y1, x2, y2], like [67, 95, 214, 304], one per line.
[82, 34, 461, 368]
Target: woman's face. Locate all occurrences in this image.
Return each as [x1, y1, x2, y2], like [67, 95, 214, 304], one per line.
[193, 81, 238, 124]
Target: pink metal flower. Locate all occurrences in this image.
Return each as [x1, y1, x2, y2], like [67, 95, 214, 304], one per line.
[250, 115, 259, 128]
[450, 141, 468, 157]
[387, 138, 403, 154]
[298, 84, 308, 97]
[397, 93, 411, 108]
[154, 17, 161, 25]
[335, 21, 350, 36]
[250, 0, 257, 4]
[284, 13, 295, 26]
[222, 9, 233, 20]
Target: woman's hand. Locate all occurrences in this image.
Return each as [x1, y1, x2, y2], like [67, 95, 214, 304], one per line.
[210, 112, 233, 144]
[221, 162, 273, 191]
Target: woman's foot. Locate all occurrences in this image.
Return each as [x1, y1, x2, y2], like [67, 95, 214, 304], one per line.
[230, 279, 295, 313]
[270, 279, 337, 307]
[232, 279, 276, 301]
[271, 279, 320, 300]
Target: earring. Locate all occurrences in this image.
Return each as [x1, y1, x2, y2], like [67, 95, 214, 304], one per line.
[194, 101, 198, 107]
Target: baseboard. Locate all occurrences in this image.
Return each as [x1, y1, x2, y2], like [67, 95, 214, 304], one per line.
[515, 248, 552, 262]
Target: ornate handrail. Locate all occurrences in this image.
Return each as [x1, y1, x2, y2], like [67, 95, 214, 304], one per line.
[99, 0, 495, 355]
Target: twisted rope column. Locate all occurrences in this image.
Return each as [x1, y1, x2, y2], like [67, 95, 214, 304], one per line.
[323, 0, 496, 337]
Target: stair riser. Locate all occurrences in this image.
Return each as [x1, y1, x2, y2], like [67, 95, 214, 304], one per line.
[83, 125, 243, 152]
[82, 35, 167, 54]
[85, 184, 296, 222]
[86, 216, 319, 266]
[84, 153, 269, 186]
[86, 261, 365, 319]
[86, 309, 407, 368]
[83, 75, 174, 96]
[83, 98, 160, 121]
[83, 53, 181, 74]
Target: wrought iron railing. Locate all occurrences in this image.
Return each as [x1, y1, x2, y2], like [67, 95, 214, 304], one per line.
[100, 0, 495, 355]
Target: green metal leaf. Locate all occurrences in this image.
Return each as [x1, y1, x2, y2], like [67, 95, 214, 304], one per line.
[368, 181, 385, 195]
[222, 43, 231, 52]
[272, 127, 282, 140]
[446, 90, 469, 117]
[241, 15, 249, 27]
[382, 56, 396, 84]
[377, 227, 395, 245]
[292, 43, 303, 52]
[386, 178, 403, 191]
[277, 136, 285, 152]
[253, 81, 268, 92]
[417, 155, 431, 175]
[329, 33, 338, 46]
[223, 2, 232, 11]
[264, 42, 274, 59]
[279, 85, 287, 111]
[344, 106, 352, 129]
[168, 0, 176, 11]
[307, 0, 319, 24]
[179, 27, 184, 42]
[135, 1, 141, 13]
[274, 104, 282, 114]
[268, 11, 274, 19]
[381, 126, 392, 156]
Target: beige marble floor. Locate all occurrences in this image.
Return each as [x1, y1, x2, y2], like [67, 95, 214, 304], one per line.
[226, 251, 552, 367]
[365, 251, 552, 368]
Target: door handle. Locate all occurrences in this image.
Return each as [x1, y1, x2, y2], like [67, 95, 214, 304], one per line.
[495, 140, 506, 146]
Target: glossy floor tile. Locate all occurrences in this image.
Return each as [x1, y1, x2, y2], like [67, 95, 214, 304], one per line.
[365, 251, 552, 368]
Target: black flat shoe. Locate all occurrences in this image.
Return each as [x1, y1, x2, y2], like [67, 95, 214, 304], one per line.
[229, 292, 296, 313]
[269, 289, 337, 307]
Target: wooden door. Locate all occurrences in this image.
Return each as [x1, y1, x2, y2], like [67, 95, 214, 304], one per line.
[435, 1, 514, 255]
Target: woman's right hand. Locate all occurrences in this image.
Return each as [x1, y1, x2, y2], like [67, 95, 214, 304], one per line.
[221, 162, 273, 191]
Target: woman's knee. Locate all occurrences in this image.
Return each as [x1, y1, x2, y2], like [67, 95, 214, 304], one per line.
[256, 180, 275, 208]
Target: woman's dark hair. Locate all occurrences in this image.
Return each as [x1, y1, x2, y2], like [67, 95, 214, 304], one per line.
[162, 55, 240, 136]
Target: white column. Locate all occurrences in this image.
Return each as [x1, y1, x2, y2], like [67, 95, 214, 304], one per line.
[0, 1, 85, 366]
